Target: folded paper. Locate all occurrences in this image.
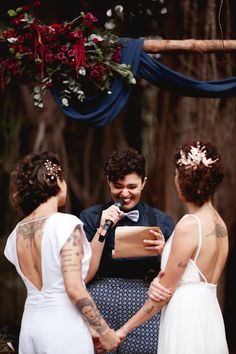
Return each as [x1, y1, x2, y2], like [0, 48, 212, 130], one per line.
[112, 225, 160, 259]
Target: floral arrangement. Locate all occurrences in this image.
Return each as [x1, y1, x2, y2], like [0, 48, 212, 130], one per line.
[0, 2, 136, 108]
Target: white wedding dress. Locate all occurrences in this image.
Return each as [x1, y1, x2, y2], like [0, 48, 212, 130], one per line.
[157, 214, 229, 354]
[4, 213, 93, 354]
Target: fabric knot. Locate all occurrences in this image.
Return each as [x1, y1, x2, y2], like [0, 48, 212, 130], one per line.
[122, 210, 139, 222]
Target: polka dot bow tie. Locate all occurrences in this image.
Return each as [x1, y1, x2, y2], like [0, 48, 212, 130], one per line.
[122, 210, 140, 222]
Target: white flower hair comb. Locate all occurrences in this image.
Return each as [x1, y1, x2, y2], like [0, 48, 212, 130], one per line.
[177, 141, 218, 169]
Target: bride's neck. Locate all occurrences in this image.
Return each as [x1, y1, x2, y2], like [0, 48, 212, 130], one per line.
[26, 197, 58, 221]
[186, 199, 212, 214]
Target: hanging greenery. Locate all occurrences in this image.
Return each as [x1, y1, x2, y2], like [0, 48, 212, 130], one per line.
[0, 2, 136, 108]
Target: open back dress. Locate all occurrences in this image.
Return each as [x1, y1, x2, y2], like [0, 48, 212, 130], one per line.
[157, 214, 229, 354]
[4, 212, 93, 354]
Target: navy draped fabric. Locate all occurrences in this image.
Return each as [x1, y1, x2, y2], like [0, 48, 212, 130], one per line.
[52, 38, 236, 127]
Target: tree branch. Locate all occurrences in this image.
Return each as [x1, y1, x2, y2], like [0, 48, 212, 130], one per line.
[143, 39, 236, 53]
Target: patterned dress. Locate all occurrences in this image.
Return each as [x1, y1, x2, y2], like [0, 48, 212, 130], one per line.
[80, 200, 174, 354]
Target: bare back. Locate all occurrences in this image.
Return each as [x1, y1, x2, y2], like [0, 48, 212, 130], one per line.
[16, 216, 48, 291]
[193, 208, 228, 284]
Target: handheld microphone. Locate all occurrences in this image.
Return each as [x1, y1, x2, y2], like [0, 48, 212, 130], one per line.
[98, 198, 124, 242]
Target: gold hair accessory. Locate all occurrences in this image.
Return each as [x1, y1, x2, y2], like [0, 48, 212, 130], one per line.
[177, 142, 218, 169]
[44, 160, 61, 180]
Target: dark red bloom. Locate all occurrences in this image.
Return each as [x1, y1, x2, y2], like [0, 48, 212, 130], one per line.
[92, 38, 99, 44]
[83, 13, 98, 27]
[22, 5, 30, 12]
[90, 63, 107, 80]
[51, 23, 61, 29]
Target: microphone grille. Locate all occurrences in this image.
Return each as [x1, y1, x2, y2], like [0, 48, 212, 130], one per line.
[115, 198, 124, 209]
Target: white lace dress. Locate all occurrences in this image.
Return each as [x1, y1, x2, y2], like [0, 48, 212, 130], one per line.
[157, 214, 229, 354]
[4, 213, 93, 354]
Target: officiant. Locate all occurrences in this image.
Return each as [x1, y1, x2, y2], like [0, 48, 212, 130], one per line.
[80, 147, 174, 354]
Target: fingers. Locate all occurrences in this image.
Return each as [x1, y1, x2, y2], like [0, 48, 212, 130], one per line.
[148, 287, 172, 301]
[143, 229, 165, 254]
[101, 205, 122, 227]
[148, 276, 172, 302]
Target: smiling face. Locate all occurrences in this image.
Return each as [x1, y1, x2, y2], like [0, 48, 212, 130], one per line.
[108, 172, 147, 211]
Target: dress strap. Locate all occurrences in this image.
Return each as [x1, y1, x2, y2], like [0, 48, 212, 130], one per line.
[189, 214, 202, 263]
[183, 214, 208, 282]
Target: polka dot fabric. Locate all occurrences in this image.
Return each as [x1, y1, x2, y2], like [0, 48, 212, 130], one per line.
[87, 278, 160, 354]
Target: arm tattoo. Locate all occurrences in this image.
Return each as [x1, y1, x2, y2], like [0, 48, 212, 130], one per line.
[76, 298, 107, 334]
[67, 225, 84, 247]
[61, 226, 83, 273]
[177, 261, 187, 268]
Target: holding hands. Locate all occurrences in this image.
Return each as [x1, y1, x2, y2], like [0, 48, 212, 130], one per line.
[148, 272, 172, 302]
[92, 327, 120, 353]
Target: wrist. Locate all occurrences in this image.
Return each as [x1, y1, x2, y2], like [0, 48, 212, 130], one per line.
[96, 227, 103, 235]
[99, 326, 112, 338]
[120, 324, 129, 336]
[97, 227, 107, 243]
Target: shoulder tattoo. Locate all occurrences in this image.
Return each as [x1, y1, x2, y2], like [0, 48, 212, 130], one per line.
[18, 219, 46, 248]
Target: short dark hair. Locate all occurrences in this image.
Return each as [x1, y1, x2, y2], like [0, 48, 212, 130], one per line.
[10, 151, 63, 215]
[104, 148, 146, 183]
[175, 140, 224, 206]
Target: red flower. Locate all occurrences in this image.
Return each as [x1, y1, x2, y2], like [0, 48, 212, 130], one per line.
[92, 38, 99, 44]
[0, 5, 135, 108]
[90, 63, 107, 80]
[51, 23, 61, 29]
[111, 47, 121, 63]
[83, 13, 98, 27]
[22, 5, 30, 12]
[68, 49, 75, 57]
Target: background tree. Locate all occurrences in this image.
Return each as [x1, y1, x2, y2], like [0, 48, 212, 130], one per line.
[1, 0, 236, 352]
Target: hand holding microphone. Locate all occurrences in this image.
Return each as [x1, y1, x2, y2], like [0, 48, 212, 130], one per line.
[98, 198, 124, 242]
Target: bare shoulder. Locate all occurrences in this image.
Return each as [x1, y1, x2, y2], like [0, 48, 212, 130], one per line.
[175, 214, 199, 236]
[209, 208, 228, 239]
[173, 215, 199, 247]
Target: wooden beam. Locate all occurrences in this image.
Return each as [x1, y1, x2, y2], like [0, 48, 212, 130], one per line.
[143, 39, 236, 53]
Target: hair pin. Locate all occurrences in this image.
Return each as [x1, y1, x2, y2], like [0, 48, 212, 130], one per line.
[44, 160, 61, 180]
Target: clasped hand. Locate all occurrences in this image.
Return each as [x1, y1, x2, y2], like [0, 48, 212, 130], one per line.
[148, 272, 172, 302]
[92, 328, 120, 354]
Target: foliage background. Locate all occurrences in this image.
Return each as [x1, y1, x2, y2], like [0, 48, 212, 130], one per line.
[0, 0, 236, 352]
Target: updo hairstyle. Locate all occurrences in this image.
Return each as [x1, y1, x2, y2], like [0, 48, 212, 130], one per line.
[10, 151, 63, 215]
[104, 148, 146, 183]
[175, 141, 224, 206]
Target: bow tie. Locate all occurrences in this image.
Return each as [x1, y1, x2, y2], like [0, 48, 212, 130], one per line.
[122, 210, 139, 222]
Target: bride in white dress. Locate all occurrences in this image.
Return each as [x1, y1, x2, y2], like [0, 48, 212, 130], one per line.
[4, 151, 120, 354]
[117, 140, 229, 354]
